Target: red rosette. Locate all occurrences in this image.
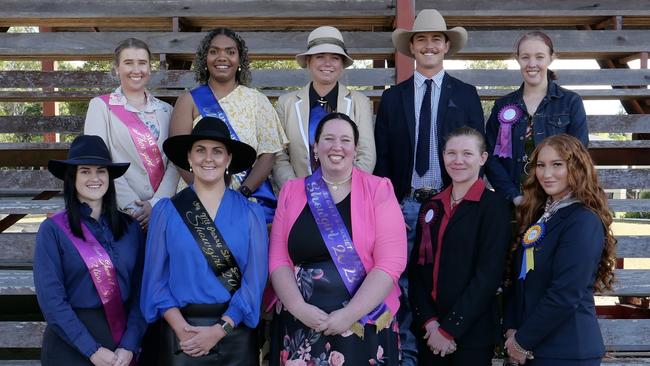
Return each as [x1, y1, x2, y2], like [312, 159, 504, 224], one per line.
[417, 201, 440, 265]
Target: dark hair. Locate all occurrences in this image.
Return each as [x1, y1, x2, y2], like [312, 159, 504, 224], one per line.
[193, 28, 251, 86]
[63, 166, 129, 241]
[187, 140, 233, 186]
[113, 38, 152, 67]
[444, 126, 487, 153]
[516, 134, 616, 292]
[515, 31, 557, 81]
[314, 112, 360, 146]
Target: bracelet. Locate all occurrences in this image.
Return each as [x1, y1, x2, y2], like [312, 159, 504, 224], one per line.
[511, 338, 534, 359]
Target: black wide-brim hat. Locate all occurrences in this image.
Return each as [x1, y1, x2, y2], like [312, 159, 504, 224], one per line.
[163, 116, 257, 174]
[48, 135, 130, 180]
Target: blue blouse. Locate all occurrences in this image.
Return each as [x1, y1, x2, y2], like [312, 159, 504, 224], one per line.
[140, 188, 268, 328]
[33, 203, 147, 357]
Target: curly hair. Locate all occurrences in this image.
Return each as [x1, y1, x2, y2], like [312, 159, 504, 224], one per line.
[192, 27, 251, 86]
[514, 134, 616, 292]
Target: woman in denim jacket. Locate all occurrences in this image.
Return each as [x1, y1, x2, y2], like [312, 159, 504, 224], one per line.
[485, 31, 588, 205]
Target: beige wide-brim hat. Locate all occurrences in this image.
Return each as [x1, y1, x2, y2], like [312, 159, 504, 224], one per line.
[296, 26, 354, 68]
[392, 9, 468, 58]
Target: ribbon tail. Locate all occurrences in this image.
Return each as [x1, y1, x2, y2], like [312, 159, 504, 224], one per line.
[494, 125, 513, 158]
[525, 247, 535, 274]
[518, 251, 527, 279]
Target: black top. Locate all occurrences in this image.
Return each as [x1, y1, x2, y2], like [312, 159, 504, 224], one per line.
[309, 81, 339, 112]
[288, 193, 351, 264]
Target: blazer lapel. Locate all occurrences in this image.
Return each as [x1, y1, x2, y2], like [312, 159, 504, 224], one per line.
[294, 85, 311, 154]
[444, 200, 474, 233]
[401, 76, 416, 149]
[337, 83, 352, 115]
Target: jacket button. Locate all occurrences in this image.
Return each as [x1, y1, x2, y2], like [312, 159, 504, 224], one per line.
[519, 136, 524, 141]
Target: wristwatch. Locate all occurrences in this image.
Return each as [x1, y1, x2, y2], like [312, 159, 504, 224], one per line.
[217, 318, 233, 336]
[239, 185, 252, 198]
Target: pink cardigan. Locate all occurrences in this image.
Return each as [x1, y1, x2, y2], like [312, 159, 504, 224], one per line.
[269, 167, 407, 315]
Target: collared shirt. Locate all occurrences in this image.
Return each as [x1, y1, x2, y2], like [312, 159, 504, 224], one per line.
[33, 203, 146, 357]
[109, 87, 170, 140]
[411, 69, 445, 191]
[309, 81, 338, 112]
[140, 188, 269, 328]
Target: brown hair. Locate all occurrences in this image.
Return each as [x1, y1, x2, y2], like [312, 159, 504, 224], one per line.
[515, 31, 557, 81]
[113, 38, 152, 66]
[444, 126, 487, 153]
[515, 134, 616, 292]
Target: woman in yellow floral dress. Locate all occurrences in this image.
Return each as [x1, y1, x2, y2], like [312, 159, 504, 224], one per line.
[170, 27, 287, 222]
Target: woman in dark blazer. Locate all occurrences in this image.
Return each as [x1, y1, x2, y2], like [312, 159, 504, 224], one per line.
[409, 126, 511, 365]
[504, 134, 616, 365]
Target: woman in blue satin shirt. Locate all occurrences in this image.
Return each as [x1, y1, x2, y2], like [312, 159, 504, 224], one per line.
[140, 116, 268, 366]
[34, 135, 146, 366]
[485, 31, 588, 205]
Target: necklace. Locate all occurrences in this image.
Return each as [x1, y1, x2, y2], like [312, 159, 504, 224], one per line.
[450, 190, 464, 208]
[322, 174, 352, 191]
[125, 95, 146, 108]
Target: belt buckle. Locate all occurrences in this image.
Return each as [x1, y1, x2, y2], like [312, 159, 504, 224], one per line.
[414, 188, 436, 203]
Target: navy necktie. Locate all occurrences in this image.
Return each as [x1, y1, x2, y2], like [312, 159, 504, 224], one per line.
[416, 79, 432, 177]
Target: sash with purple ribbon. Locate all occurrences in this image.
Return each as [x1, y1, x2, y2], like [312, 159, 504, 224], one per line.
[493, 104, 524, 158]
[305, 169, 392, 338]
[100, 94, 164, 192]
[50, 211, 126, 345]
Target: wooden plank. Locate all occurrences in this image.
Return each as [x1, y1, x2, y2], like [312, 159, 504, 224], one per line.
[0, 116, 82, 134]
[1, 87, 649, 103]
[0, 322, 43, 348]
[0, 143, 68, 167]
[601, 319, 650, 352]
[1, 233, 644, 267]
[418, 0, 650, 14]
[0, 268, 646, 296]
[3, 69, 649, 90]
[0, 200, 64, 214]
[0, 30, 648, 61]
[0, 69, 395, 89]
[2, 114, 649, 135]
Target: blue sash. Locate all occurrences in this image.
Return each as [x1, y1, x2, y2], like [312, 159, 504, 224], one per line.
[308, 104, 328, 172]
[190, 85, 276, 223]
[305, 169, 392, 337]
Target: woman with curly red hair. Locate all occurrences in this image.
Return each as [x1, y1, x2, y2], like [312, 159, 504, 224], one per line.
[504, 134, 616, 366]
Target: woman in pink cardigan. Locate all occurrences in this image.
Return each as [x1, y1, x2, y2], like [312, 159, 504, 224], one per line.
[268, 112, 407, 366]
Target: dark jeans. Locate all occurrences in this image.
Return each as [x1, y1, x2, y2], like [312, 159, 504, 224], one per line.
[397, 197, 420, 366]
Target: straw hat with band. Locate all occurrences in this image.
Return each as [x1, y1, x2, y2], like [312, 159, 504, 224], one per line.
[296, 26, 354, 68]
[48, 135, 130, 180]
[163, 116, 256, 174]
[392, 9, 468, 58]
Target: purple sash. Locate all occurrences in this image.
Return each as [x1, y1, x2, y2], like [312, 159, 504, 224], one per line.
[100, 94, 164, 191]
[51, 212, 126, 345]
[305, 169, 389, 333]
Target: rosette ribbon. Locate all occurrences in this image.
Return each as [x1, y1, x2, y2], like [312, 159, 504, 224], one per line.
[494, 104, 523, 158]
[519, 223, 545, 279]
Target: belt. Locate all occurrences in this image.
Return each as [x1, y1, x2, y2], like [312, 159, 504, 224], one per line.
[409, 187, 440, 203]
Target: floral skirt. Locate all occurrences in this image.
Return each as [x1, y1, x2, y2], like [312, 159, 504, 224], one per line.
[269, 263, 400, 366]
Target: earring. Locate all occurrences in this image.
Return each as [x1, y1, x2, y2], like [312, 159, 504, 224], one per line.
[189, 163, 192, 172]
[314, 154, 319, 162]
[225, 167, 229, 175]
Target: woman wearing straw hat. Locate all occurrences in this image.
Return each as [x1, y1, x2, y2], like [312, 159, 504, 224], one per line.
[140, 116, 268, 365]
[34, 135, 147, 366]
[272, 26, 376, 188]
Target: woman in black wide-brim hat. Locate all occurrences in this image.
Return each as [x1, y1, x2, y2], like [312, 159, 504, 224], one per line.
[34, 135, 147, 366]
[140, 116, 268, 366]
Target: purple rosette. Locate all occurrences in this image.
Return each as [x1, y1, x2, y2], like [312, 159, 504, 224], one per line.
[494, 104, 523, 158]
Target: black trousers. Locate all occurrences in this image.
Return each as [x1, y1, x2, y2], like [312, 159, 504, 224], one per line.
[42, 308, 116, 366]
[159, 303, 258, 366]
[416, 337, 494, 366]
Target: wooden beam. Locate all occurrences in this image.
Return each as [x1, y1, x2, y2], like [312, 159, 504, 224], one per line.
[0, 30, 648, 61]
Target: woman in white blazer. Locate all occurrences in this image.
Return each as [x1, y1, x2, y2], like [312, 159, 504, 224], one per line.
[84, 38, 179, 230]
[272, 26, 376, 188]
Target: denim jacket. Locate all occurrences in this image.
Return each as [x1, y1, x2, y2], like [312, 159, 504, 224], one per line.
[485, 79, 588, 201]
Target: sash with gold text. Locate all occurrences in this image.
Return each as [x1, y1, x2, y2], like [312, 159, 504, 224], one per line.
[100, 94, 164, 191]
[50, 211, 126, 345]
[171, 187, 241, 294]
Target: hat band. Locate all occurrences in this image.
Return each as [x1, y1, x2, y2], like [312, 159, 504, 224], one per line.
[68, 155, 111, 162]
[307, 37, 349, 55]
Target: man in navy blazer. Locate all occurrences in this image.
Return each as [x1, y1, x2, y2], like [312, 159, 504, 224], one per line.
[374, 9, 485, 366]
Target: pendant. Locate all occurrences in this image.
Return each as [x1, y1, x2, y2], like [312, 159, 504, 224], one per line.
[331, 184, 338, 191]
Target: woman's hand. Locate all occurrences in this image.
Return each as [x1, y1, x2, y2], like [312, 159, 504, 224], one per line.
[505, 333, 531, 365]
[322, 308, 356, 336]
[180, 325, 225, 358]
[89, 347, 117, 366]
[424, 327, 456, 357]
[132, 200, 152, 229]
[113, 348, 133, 366]
[291, 302, 328, 331]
